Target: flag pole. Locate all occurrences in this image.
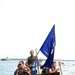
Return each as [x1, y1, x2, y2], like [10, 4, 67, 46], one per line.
[35, 48, 40, 74]
[58, 62, 63, 75]
[36, 49, 40, 56]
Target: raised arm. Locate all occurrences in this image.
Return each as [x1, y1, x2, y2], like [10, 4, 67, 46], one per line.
[25, 59, 32, 68]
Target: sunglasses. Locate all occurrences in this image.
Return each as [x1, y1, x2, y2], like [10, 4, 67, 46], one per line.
[19, 64, 22, 65]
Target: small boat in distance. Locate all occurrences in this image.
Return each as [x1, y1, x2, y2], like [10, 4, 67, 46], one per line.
[1, 57, 10, 61]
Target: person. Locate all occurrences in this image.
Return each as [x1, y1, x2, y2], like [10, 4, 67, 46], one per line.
[14, 64, 22, 75]
[14, 61, 31, 75]
[40, 66, 49, 74]
[25, 50, 39, 75]
[49, 62, 59, 73]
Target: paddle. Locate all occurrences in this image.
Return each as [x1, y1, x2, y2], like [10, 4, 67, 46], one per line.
[58, 62, 63, 75]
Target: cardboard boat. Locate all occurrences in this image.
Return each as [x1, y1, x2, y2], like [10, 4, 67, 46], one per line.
[37, 72, 60, 75]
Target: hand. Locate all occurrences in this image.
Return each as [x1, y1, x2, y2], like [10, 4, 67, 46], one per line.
[28, 64, 33, 68]
[25, 68, 27, 71]
[57, 68, 60, 71]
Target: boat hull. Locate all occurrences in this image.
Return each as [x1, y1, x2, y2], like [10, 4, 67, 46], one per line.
[37, 72, 60, 75]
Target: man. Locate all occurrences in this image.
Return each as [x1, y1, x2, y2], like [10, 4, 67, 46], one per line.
[25, 50, 39, 75]
[49, 62, 59, 73]
[40, 66, 49, 74]
[14, 63, 22, 75]
[15, 61, 31, 75]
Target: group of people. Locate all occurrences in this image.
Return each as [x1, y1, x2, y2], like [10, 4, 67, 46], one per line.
[40, 62, 59, 74]
[14, 50, 38, 75]
[14, 50, 59, 75]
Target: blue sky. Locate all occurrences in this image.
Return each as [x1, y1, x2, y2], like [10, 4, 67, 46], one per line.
[0, 0, 75, 60]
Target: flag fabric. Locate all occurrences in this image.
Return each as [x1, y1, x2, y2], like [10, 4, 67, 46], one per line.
[31, 56, 40, 75]
[40, 25, 56, 68]
[30, 58, 37, 75]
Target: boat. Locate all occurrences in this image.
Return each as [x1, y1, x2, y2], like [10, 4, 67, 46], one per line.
[37, 72, 60, 75]
[1, 57, 10, 61]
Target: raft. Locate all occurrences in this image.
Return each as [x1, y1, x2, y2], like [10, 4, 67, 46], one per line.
[37, 72, 60, 75]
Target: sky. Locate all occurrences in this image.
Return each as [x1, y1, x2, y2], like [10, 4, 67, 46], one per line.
[0, 0, 75, 60]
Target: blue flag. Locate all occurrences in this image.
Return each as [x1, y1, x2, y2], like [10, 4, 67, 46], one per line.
[40, 25, 56, 68]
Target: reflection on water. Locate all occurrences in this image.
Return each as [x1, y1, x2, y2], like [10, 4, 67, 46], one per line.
[0, 60, 75, 75]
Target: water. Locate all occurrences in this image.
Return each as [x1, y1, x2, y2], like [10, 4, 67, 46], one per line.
[0, 60, 75, 75]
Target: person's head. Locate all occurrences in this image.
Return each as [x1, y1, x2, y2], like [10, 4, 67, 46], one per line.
[52, 62, 56, 68]
[17, 64, 21, 69]
[19, 61, 24, 69]
[30, 50, 34, 56]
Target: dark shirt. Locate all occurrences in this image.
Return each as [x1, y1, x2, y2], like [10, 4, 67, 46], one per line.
[28, 56, 34, 65]
[14, 68, 29, 75]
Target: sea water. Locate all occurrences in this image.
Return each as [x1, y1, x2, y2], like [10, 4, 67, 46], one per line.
[0, 60, 75, 75]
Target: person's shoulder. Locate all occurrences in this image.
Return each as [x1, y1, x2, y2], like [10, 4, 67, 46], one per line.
[25, 66, 30, 70]
[49, 68, 52, 73]
[27, 56, 31, 59]
[14, 69, 17, 75]
[26, 56, 31, 60]
[14, 69, 19, 75]
[14, 69, 18, 73]
[24, 66, 30, 71]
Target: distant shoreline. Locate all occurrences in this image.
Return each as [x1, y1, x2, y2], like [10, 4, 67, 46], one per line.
[0, 58, 75, 61]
